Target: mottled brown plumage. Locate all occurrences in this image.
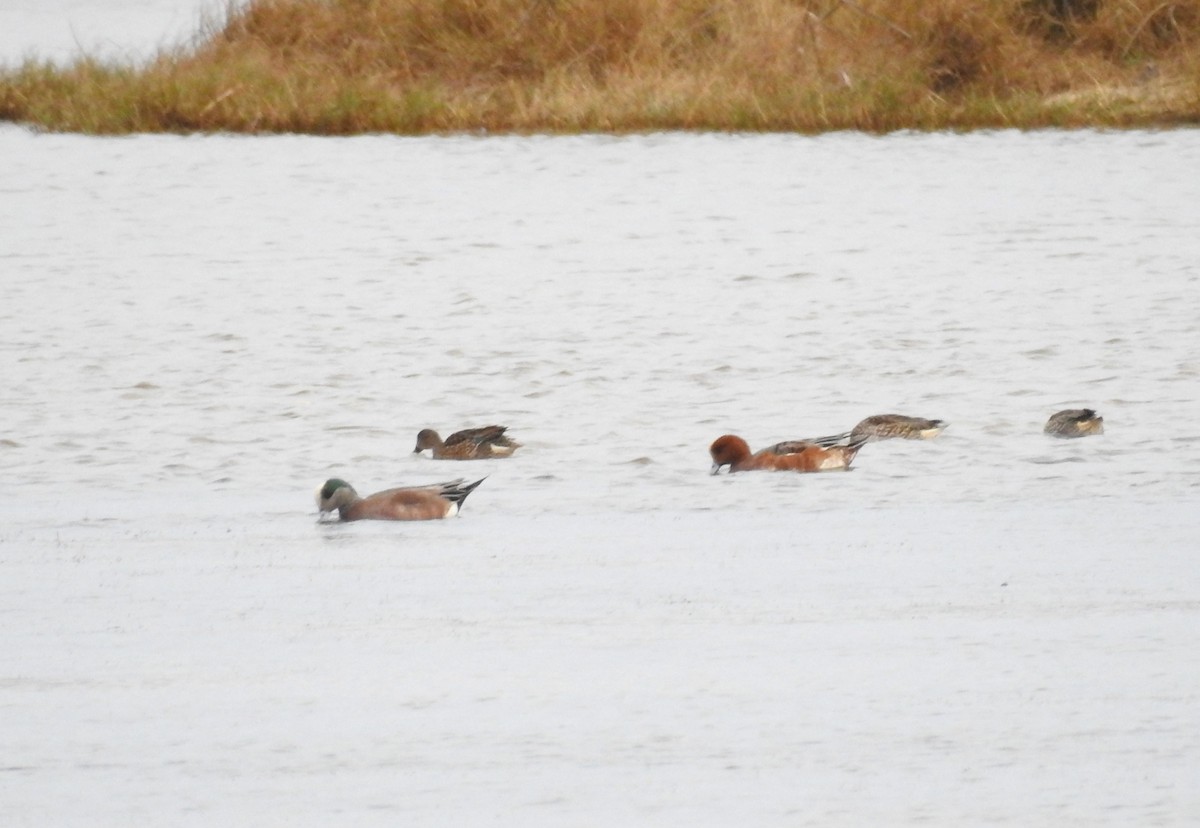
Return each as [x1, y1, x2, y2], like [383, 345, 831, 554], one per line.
[413, 425, 521, 459]
[850, 414, 947, 441]
[1044, 409, 1104, 438]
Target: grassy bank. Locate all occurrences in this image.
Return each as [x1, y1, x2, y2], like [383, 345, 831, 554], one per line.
[2, 0, 1199, 134]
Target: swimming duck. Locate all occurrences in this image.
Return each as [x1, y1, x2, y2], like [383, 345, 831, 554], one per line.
[1044, 408, 1104, 438]
[413, 425, 521, 459]
[709, 434, 868, 474]
[850, 414, 947, 441]
[315, 477, 484, 521]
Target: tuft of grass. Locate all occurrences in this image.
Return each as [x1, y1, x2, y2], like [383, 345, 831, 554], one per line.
[2, 0, 1199, 134]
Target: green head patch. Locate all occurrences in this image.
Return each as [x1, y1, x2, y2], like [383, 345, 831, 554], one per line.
[320, 478, 351, 500]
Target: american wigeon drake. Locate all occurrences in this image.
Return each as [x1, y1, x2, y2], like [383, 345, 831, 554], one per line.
[1044, 408, 1104, 438]
[850, 414, 947, 441]
[413, 425, 521, 460]
[709, 434, 868, 474]
[315, 477, 484, 521]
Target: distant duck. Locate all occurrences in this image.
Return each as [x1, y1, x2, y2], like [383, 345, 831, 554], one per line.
[710, 434, 868, 474]
[850, 414, 947, 441]
[413, 425, 521, 460]
[1044, 408, 1104, 438]
[316, 477, 484, 521]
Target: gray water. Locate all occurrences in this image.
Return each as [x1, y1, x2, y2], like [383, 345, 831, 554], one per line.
[4, 128, 1198, 510]
[3, 60, 1200, 828]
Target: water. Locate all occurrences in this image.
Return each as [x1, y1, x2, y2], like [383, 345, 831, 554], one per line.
[4, 129, 1198, 510]
[4, 9, 1200, 826]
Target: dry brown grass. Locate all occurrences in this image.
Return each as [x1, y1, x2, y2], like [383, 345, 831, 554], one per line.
[1, 0, 1198, 133]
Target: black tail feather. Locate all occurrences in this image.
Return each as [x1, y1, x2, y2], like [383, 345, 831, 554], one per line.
[443, 477, 486, 509]
[844, 434, 870, 464]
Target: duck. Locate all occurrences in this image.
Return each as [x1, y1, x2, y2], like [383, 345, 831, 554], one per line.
[413, 425, 521, 460]
[850, 414, 947, 441]
[315, 477, 485, 521]
[1044, 408, 1104, 438]
[709, 434, 868, 474]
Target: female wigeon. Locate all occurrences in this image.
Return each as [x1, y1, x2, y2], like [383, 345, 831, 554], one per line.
[413, 425, 521, 459]
[709, 434, 868, 474]
[316, 477, 484, 521]
[850, 414, 947, 441]
[1044, 408, 1104, 438]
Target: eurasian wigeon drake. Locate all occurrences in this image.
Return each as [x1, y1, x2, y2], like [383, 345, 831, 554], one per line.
[1044, 408, 1104, 438]
[413, 425, 521, 460]
[850, 414, 947, 441]
[315, 477, 484, 521]
[709, 434, 868, 474]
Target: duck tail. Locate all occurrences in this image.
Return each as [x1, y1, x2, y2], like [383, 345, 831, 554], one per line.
[443, 477, 487, 510]
[843, 434, 870, 464]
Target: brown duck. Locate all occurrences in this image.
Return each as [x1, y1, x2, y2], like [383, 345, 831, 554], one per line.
[710, 434, 868, 474]
[849, 414, 947, 441]
[413, 425, 521, 459]
[1044, 409, 1104, 438]
[315, 477, 484, 521]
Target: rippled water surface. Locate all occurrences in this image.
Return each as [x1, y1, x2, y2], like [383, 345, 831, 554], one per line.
[3, 124, 1200, 825]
